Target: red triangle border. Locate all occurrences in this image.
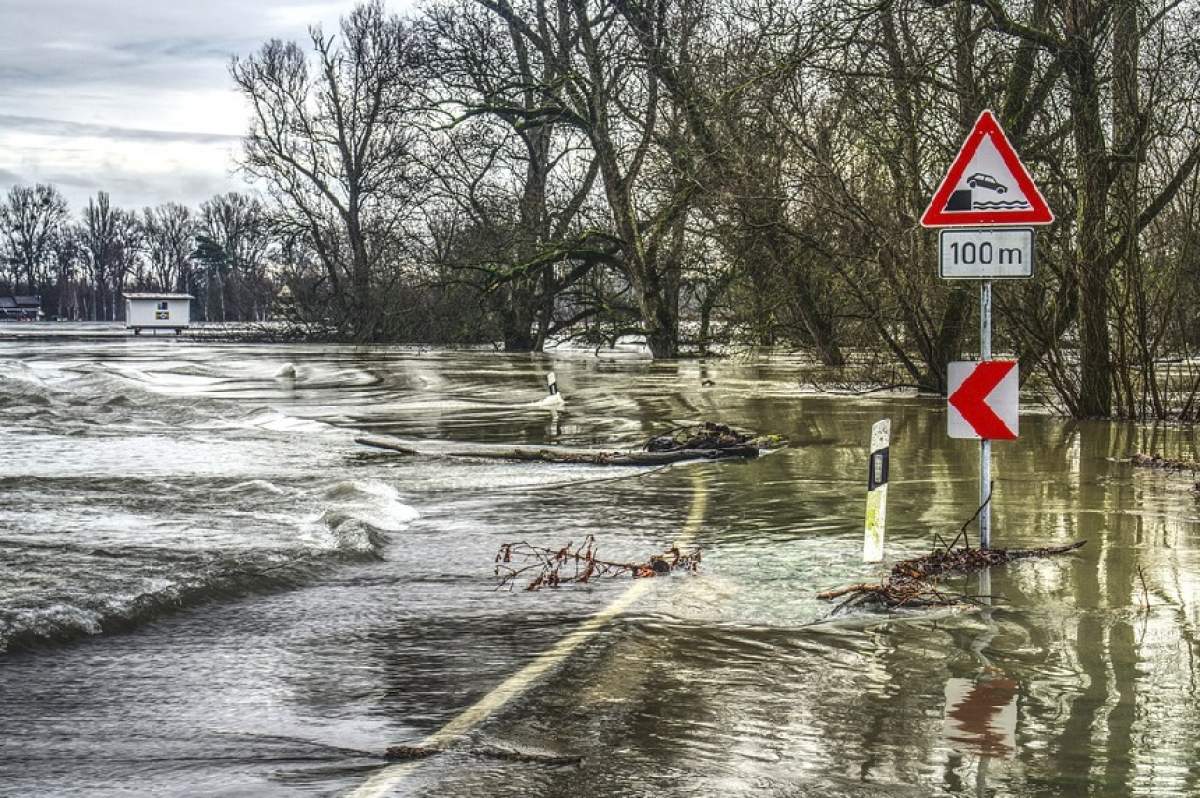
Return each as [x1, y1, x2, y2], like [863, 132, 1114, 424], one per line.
[920, 110, 1054, 227]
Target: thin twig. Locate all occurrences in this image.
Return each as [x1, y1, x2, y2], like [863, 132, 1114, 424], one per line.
[1137, 563, 1151, 610]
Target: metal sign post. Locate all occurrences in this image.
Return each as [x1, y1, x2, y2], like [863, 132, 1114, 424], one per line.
[979, 281, 992, 549]
[922, 109, 1053, 551]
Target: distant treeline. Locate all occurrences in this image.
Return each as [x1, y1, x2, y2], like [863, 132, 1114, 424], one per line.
[0, 188, 278, 324]
[6, 0, 1200, 420]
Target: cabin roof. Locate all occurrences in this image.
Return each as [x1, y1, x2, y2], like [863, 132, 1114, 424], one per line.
[123, 293, 195, 300]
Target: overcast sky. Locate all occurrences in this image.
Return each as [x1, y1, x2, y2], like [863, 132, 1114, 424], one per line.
[0, 0, 412, 212]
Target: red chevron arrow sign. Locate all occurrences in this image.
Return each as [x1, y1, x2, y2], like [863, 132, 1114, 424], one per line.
[947, 360, 1018, 440]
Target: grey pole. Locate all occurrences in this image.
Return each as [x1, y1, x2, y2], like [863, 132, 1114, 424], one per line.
[979, 280, 992, 549]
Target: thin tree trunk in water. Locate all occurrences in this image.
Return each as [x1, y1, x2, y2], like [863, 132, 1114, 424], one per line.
[1065, 2, 1114, 417]
[640, 275, 679, 359]
[1112, 0, 1154, 418]
[761, 222, 843, 365]
[502, 297, 537, 352]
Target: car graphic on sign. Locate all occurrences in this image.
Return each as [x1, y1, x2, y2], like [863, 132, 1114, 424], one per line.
[966, 173, 1007, 193]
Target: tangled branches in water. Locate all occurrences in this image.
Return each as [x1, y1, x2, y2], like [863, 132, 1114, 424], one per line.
[818, 501, 1088, 613]
[495, 534, 702, 591]
[818, 540, 1087, 613]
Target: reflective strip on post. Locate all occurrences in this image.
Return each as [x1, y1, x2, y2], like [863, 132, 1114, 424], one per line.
[864, 419, 891, 563]
[547, 371, 558, 396]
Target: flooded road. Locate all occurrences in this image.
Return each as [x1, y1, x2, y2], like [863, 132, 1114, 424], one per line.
[2, 330, 1199, 796]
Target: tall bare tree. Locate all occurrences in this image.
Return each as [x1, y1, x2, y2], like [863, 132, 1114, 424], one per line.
[231, 0, 425, 338]
[143, 203, 196, 293]
[197, 193, 272, 321]
[0, 184, 68, 295]
[77, 192, 141, 321]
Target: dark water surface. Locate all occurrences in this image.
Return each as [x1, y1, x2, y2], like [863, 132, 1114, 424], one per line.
[1, 331, 1199, 796]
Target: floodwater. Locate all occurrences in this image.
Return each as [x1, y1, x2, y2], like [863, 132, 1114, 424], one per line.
[1, 327, 1199, 797]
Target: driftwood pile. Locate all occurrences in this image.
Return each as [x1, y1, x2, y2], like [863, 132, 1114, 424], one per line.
[494, 534, 701, 591]
[819, 500, 1087, 613]
[644, 421, 785, 454]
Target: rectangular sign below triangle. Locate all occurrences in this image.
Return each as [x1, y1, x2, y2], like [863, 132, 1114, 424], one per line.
[947, 360, 1019, 440]
[922, 110, 1054, 228]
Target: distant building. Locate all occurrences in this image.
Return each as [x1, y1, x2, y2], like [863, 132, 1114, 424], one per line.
[0, 295, 43, 321]
[123, 293, 195, 335]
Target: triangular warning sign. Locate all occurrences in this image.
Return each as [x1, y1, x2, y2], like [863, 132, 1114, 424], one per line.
[921, 110, 1054, 227]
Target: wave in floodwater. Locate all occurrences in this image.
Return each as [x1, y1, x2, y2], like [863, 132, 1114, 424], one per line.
[0, 346, 634, 655]
[0, 351, 422, 653]
[0, 477, 419, 653]
[0, 359, 363, 436]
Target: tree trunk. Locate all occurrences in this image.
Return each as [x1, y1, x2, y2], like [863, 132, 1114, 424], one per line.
[1064, 4, 1114, 417]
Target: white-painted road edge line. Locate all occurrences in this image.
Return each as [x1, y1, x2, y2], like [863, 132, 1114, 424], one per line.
[346, 471, 710, 798]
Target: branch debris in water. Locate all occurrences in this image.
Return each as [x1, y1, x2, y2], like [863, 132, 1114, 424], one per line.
[384, 744, 581, 765]
[643, 421, 786, 453]
[494, 534, 701, 591]
[818, 498, 1088, 616]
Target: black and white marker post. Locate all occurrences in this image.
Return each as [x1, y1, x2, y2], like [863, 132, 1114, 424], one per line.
[863, 419, 890, 563]
[547, 371, 558, 397]
[921, 109, 1054, 550]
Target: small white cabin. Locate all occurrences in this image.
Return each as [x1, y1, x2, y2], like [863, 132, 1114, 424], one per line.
[123, 293, 194, 335]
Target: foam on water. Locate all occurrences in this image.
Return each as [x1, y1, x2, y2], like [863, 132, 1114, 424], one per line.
[315, 479, 421, 533]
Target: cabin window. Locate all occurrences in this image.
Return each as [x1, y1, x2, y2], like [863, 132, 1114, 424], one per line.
[157, 301, 168, 311]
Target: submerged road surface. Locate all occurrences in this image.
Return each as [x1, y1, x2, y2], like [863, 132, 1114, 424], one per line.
[1, 331, 1199, 796]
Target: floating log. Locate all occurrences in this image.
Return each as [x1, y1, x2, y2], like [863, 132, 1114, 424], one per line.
[356, 434, 761, 465]
[384, 743, 581, 765]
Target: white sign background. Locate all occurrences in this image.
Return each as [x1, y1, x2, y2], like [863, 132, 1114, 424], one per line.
[947, 361, 1019, 439]
[940, 228, 1034, 279]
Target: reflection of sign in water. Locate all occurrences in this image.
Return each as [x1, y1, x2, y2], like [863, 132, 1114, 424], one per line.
[943, 676, 1018, 758]
[155, 310, 170, 320]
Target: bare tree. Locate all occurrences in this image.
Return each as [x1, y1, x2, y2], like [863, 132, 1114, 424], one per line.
[142, 203, 196, 293]
[0, 184, 68, 295]
[231, 0, 425, 338]
[77, 192, 142, 321]
[972, 0, 1200, 417]
[423, 0, 610, 351]
[197, 193, 272, 321]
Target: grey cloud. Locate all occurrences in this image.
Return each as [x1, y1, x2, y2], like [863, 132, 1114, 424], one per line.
[115, 37, 255, 61]
[0, 115, 242, 145]
[0, 0, 378, 208]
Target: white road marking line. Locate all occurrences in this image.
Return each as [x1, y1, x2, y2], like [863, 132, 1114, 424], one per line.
[346, 470, 710, 798]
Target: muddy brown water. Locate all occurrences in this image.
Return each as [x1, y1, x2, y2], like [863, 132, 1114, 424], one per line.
[1, 329, 1199, 796]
